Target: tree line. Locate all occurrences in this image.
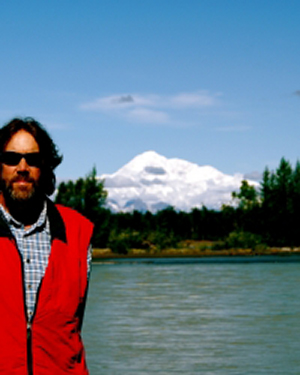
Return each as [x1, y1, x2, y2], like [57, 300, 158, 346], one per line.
[55, 158, 300, 253]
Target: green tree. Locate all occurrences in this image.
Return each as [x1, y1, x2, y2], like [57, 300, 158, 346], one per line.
[260, 158, 294, 245]
[274, 158, 293, 216]
[55, 167, 107, 220]
[55, 168, 108, 247]
[232, 180, 259, 211]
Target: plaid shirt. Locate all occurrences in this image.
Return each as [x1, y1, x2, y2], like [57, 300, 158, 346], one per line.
[0, 202, 91, 321]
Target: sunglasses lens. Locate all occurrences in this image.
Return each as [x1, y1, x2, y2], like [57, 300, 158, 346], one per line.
[24, 153, 41, 167]
[1, 152, 41, 167]
[1, 152, 21, 165]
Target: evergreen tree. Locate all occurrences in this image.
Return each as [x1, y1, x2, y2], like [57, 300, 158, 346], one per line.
[232, 180, 259, 211]
[260, 159, 294, 245]
[55, 167, 107, 219]
[290, 160, 300, 244]
[55, 167, 108, 247]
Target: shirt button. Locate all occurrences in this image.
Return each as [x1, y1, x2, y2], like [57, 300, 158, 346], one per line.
[27, 284, 32, 290]
[26, 258, 31, 264]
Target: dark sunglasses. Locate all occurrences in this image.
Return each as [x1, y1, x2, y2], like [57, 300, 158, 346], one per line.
[0, 152, 42, 167]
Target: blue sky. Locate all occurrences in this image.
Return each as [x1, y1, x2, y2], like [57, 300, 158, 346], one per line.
[0, 1, 299, 181]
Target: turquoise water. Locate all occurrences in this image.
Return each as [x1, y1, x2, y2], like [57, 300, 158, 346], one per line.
[83, 260, 300, 374]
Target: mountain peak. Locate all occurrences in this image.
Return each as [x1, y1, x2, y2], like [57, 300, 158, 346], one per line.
[119, 151, 168, 174]
[100, 151, 258, 212]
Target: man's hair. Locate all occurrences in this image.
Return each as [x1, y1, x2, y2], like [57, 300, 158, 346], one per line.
[0, 117, 63, 196]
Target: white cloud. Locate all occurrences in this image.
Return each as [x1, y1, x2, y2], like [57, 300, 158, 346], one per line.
[80, 90, 219, 125]
[127, 108, 170, 124]
[170, 91, 218, 108]
[81, 94, 158, 111]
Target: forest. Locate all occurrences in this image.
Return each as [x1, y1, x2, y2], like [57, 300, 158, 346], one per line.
[54, 158, 300, 255]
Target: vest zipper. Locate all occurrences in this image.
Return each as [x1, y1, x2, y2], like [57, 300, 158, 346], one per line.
[27, 277, 44, 375]
[27, 322, 33, 375]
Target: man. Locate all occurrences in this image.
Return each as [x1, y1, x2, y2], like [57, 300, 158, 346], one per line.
[0, 117, 93, 374]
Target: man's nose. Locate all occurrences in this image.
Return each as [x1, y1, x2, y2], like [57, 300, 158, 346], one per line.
[16, 157, 30, 171]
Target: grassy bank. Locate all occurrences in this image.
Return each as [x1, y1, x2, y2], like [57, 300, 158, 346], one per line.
[92, 240, 300, 259]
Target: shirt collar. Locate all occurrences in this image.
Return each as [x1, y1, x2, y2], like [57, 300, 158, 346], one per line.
[0, 201, 48, 234]
[0, 198, 67, 243]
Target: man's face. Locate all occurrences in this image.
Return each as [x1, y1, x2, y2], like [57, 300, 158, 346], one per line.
[0, 130, 41, 203]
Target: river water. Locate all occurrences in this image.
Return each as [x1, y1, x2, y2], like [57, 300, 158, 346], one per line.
[82, 259, 300, 374]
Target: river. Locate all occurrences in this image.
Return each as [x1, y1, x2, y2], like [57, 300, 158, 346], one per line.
[82, 259, 300, 374]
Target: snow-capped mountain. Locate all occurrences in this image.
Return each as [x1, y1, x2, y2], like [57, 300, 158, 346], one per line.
[99, 151, 258, 212]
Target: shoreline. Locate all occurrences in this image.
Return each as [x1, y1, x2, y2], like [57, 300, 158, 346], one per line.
[92, 247, 300, 261]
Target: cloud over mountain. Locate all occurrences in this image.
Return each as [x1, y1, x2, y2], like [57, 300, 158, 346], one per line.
[80, 91, 220, 125]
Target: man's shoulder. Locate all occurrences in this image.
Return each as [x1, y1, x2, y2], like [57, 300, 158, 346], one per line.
[54, 204, 92, 224]
[51, 204, 94, 249]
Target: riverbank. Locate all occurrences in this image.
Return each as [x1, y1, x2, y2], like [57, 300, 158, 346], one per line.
[92, 240, 300, 260]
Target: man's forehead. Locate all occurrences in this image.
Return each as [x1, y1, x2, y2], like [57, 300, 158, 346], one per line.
[5, 130, 39, 152]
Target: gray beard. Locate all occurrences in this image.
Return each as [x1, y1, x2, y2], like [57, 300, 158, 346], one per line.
[0, 177, 42, 208]
[8, 183, 36, 201]
[0, 178, 44, 224]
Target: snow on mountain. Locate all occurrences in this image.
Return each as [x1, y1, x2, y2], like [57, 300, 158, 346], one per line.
[99, 151, 259, 212]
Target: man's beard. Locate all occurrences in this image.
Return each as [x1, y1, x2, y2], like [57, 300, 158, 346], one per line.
[0, 175, 44, 223]
[0, 176, 41, 210]
[1, 176, 39, 203]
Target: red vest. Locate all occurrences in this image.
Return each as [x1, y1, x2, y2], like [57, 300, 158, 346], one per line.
[0, 203, 94, 374]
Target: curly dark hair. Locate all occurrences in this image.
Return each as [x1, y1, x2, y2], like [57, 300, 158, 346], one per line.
[0, 117, 63, 196]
